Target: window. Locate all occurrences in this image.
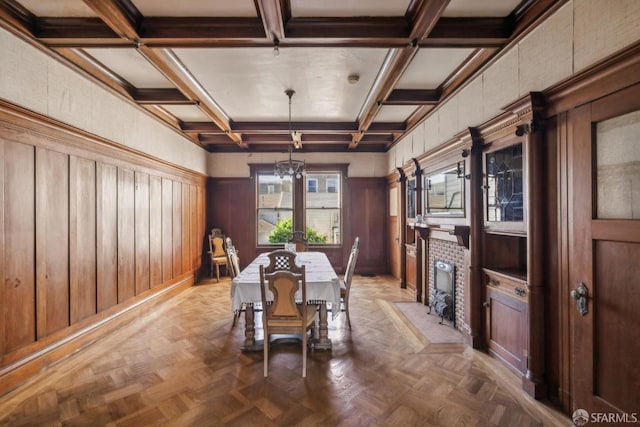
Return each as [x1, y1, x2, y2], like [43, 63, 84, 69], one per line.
[254, 166, 345, 246]
[306, 173, 341, 244]
[326, 178, 338, 193]
[256, 174, 293, 245]
[307, 178, 318, 193]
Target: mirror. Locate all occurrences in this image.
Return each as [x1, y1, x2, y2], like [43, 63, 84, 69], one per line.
[425, 163, 465, 217]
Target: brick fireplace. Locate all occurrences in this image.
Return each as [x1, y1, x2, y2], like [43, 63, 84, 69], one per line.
[426, 237, 467, 333]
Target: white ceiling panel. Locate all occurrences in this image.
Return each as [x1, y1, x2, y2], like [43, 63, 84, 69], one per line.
[374, 105, 419, 122]
[83, 48, 175, 88]
[15, 0, 96, 17]
[443, 0, 522, 17]
[291, 0, 411, 17]
[162, 105, 210, 122]
[396, 48, 474, 89]
[131, 0, 257, 17]
[174, 47, 388, 121]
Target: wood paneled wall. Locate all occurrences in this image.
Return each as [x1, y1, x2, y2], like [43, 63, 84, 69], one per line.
[207, 176, 387, 275]
[0, 101, 205, 394]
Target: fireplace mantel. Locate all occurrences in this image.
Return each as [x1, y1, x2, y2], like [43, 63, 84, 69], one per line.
[413, 224, 470, 249]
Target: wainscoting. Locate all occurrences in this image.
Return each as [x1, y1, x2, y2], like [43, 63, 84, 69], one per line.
[0, 101, 206, 395]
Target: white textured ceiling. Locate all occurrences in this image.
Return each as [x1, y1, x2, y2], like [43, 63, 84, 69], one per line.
[443, 0, 522, 17]
[15, 0, 95, 17]
[397, 48, 475, 89]
[174, 47, 387, 121]
[84, 48, 174, 88]
[290, 0, 412, 17]
[131, 0, 258, 17]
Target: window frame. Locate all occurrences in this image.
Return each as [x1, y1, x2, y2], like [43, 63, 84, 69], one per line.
[250, 163, 348, 248]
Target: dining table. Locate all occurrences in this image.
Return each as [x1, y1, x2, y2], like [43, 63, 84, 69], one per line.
[230, 251, 341, 351]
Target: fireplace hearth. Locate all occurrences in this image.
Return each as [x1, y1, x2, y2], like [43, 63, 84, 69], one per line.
[427, 260, 455, 326]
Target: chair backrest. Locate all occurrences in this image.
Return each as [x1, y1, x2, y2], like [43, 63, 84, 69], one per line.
[263, 249, 303, 274]
[259, 265, 308, 321]
[288, 230, 309, 252]
[344, 245, 360, 290]
[352, 236, 360, 251]
[225, 237, 240, 278]
[209, 228, 226, 258]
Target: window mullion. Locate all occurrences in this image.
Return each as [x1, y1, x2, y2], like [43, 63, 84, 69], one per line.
[293, 177, 305, 232]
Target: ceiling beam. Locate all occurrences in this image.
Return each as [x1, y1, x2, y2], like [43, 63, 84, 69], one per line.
[140, 17, 265, 44]
[0, 0, 35, 34]
[406, 0, 451, 41]
[133, 88, 194, 105]
[231, 121, 358, 133]
[256, 0, 286, 41]
[349, 0, 449, 149]
[54, 47, 134, 98]
[138, 46, 246, 147]
[422, 17, 509, 47]
[29, 12, 510, 49]
[81, 0, 140, 41]
[184, 121, 406, 135]
[382, 89, 439, 105]
[284, 17, 409, 40]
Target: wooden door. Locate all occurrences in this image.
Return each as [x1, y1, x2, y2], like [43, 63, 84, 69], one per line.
[388, 182, 401, 279]
[568, 84, 640, 417]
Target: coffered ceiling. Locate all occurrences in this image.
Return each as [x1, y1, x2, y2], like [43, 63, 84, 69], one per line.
[0, 0, 563, 153]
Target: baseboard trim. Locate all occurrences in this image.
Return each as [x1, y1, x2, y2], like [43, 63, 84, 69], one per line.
[0, 273, 195, 397]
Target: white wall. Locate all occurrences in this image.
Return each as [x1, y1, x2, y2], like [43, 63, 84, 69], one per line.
[208, 151, 388, 177]
[0, 28, 208, 175]
[388, 0, 640, 173]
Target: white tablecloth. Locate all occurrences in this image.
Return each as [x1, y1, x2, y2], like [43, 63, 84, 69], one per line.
[230, 251, 341, 313]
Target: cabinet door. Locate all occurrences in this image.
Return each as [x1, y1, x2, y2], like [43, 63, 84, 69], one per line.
[484, 139, 526, 234]
[485, 286, 528, 374]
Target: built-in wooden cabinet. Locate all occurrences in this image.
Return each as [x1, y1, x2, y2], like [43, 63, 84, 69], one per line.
[480, 126, 531, 375]
[483, 268, 528, 374]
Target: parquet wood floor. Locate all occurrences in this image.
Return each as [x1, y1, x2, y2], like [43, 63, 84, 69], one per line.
[0, 275, 569, 426]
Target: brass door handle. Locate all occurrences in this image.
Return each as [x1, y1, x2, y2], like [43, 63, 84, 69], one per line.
[570, 282, 589, 316]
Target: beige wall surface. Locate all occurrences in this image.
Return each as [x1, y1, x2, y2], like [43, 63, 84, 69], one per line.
[388, 0, 640, 173]
[208, 151, 388, 178]
[0, 28, 208, 175]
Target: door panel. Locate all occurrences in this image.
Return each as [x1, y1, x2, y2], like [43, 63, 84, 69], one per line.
[594, 240, 640, 411]
[569, 84, 640, 415]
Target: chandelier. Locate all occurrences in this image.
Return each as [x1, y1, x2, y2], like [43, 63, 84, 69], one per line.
[274, 89, 306, 179]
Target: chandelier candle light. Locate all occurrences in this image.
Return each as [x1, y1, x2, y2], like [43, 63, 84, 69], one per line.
[274, 89, 306, 179]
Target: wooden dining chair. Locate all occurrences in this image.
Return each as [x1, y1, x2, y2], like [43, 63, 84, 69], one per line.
[288, 231, 309, 252]
[225, 237, 244, 326]
[225, 237, 241, 278]
[259, 264, 317, 378]
[208, 228, 228, 282]
[263, 249, 303, 274]
[340, 242, 360, 329]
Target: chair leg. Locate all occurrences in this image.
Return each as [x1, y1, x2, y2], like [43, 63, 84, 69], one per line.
[302, 328, 307, 378]
[264, 335, 269, 377]
[215, 263, 220, 282]
[232, 309, 240, 327]
[345, 300, 351, 330]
